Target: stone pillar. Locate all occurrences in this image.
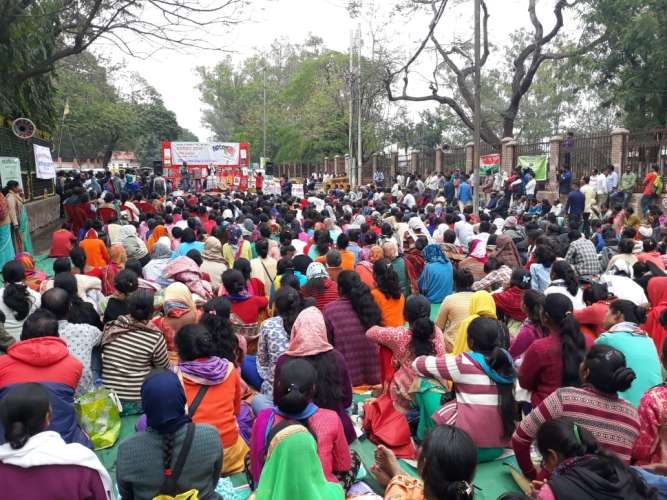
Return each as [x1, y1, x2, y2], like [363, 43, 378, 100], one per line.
[391, 152, 398, 180]
[465, 142, 474, 173]
[333, 155, 341, 176]
[548, 135, 563, 192]
[410, 151, 419, 176]
[435, 147, 444, 174]
[500, 137, 516, 176]
[372, 153, 378, 178]
[323, 157, 329, 174]
[611, 128, 629, 171]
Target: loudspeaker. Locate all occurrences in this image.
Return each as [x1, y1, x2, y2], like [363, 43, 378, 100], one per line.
[266, 160, 274, 176]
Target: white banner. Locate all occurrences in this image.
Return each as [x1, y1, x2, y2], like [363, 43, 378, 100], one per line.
[33, 144, 56, 179]
[0, 157, 23, 191]
[292, 184, 304, 199]
[170, 142, 240, 165]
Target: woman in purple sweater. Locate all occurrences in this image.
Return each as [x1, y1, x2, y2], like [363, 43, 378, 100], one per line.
[273, 306, 356, 443]
[0, 383, 112, 499]
[323, 270, 382, 386]
[509, 289, 547, 359]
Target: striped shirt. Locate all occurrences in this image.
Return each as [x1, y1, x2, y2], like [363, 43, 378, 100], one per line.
[512, 386, 640, 479]
[413, 353, 511, 448]
[101, 324, 170, 400]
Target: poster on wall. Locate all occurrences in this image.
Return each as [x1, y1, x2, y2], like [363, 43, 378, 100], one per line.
[0, 157, 23, 191]
[480, 154, 501, 174]
[517, 155, 548, 181]
[33, 144, 56, 179]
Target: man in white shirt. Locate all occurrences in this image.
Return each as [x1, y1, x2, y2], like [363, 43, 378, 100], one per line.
[415, 176, 425, 193]
[402, 190, 417, 209]
[425, 172, 439, 192]
[593, 168, 608, 207]
[396, 173, 405, 188]
[454, 215, 474, 251]
[525, 172, 537, 198]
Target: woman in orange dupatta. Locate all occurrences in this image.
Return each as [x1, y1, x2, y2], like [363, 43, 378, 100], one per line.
[146, 224, 169, 253]
[151, 282, 200, 363]
[644, 276, 667, 352]
[14, 252, 46, 292]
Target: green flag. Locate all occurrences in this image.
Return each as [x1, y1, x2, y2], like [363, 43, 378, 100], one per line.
[517, 155, 548, 181]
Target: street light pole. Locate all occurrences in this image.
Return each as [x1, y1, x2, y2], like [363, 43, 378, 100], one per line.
[472, 0, 481, 216]
[263, 66, 267, 159]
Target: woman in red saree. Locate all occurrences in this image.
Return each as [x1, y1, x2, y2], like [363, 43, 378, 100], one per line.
[644, 276, 667, 352]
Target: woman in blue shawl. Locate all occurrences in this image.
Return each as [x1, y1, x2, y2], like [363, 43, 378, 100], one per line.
[418, 244, 454, 304]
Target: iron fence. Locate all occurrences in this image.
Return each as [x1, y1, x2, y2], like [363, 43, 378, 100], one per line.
[0, 127, 55, 201]
[625, 129, 667, 191]
[443, 146, 467, 172]
[560, 133, 611, 184]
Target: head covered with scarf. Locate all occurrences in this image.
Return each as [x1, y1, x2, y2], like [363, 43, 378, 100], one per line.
[285, 306, 333, 357]
[423, 243, 450, 264]
[141, 369, 190, 434]
[227, 224, 242, 245]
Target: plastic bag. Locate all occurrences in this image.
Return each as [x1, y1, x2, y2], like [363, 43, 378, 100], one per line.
[75, 385, 122, 450]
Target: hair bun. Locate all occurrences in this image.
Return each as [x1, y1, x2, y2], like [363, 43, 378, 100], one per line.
[612, 366, 636, 392]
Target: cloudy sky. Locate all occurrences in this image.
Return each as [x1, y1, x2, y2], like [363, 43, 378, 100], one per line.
[97, 0, 579, 141]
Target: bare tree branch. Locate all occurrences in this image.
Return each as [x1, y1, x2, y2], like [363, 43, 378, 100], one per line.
[5, 0, 246, 84]
[385, 0, 605, 142]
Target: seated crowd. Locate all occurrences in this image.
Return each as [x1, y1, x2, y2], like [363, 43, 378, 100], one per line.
[3, 169, 667, 500]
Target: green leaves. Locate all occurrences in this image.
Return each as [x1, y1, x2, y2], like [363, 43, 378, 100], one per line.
[198, 40, 389, 164]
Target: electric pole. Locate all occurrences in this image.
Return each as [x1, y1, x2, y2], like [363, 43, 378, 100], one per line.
[356, 24, 362, 188]
[472, 0, 481, 216]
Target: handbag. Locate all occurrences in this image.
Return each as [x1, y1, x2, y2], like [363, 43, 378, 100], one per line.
[75, 385, 122, 450]
[362, 392, 416, 460]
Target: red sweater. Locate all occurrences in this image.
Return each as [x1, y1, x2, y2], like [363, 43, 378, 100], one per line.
[0, 337, 82, 388]
[301, 279, 339, 312]
[492, 287, 527, 322]
[518, 332, 592, 407]
[229, 296, 268, 324]
[574, 301, 610, 338]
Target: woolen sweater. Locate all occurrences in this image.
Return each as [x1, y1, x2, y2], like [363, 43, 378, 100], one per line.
[512, 386, 639, 480]
[323, 298, 381, 386]
[518, 332, 593, 407]
[117, 424, 222, 500]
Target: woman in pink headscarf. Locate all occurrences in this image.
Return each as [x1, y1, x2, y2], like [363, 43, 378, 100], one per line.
[459, 238, 488, 281]
[272, 306, 356, 443]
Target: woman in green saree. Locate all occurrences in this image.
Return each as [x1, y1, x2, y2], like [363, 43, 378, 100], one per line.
[250, 422, 344, 500]
[5, 181, 32, 255]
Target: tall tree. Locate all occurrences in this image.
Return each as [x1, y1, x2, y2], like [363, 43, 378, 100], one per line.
[55, 51, 189, 166]
[198, 39, 390, 164]
[0, 0, 245, 131]
[384, 0, 607, 144]
[581, 0, 667, 130]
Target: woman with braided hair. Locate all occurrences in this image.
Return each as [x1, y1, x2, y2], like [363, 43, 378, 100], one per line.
[116, 369, 223, 499]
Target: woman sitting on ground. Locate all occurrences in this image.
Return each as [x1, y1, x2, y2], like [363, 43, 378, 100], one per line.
[0, 383, 113, 499]
[249, 358, 357, 490]
[371, 425, 477, 500]
[533, 418, 655, 499]
[367, 295, 446, 426]
[301, 262, 339, 312]
[101, 290, 170, 415]
[417, 244, 454, 304]
[249, 422, 345, 500]
[595, 299, 661, 408]
[634, 328, 667, 465]
[414, 316, 516, 461]
[102, 269, 139, 325]
[253, 287, 307, 413]
[544, 260, 585, 310]
[574, 283, 612, 338]
[273, 305, 356, 443]
[175, 324, 247, 476]
[493, 268, 530, 334]
[324, 271, 382, 387]
[513, 344, 640, 479]
[0, 260, 41, 341]
[117, 370, 223, 499]
[519, 293, 591, 408]
[508, 289, 547, 359]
